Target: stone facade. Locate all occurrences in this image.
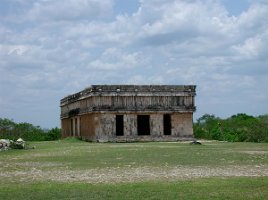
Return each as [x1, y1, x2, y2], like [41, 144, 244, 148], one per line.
[60, 85, 196, 142]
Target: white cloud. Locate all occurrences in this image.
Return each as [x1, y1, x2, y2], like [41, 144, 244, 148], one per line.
[89, 48, 144, 70]
[27, 0, 114, 21]
[232, 34, 262, 58]
[0, 0, 268, 127]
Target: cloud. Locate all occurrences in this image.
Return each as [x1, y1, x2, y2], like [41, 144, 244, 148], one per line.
[89, 48, 144, 70]
[232, 28, 268, 60]
[26, 0, 114, 22]
[134, 0, 230, 44]
[0, 0, 268, 127]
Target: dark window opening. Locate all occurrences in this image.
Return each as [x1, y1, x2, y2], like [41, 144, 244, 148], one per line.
[137, 115, 150, 135]
[116, 115, 124, 136]
[164, 114, 171, 135]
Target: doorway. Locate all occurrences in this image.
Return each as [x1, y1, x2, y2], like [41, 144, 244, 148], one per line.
[163, 114, 171, 135]
[116, 115, 124, 136]
[137, 115, 150, 135]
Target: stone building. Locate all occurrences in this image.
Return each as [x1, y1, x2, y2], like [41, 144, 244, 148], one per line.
[60, 85, 196, 142]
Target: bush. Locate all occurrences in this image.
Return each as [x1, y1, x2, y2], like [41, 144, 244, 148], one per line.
[21, 131, 45, 141]
[45, 127, 61, 141]
[0, 118, 61, 141]
[194, 113, 268, 142]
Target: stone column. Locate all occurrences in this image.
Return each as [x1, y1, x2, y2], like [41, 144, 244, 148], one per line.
[124, 114, 137, 136]
[77, 117, 80, 137]
[150, 114, 163, 136]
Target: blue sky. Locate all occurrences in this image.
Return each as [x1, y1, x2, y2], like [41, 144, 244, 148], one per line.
[0, 0, 268, 128]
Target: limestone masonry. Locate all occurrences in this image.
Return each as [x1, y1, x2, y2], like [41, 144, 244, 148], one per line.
[60, 85, 196, 142]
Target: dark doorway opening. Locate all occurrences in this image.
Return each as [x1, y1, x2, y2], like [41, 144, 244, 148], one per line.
[164, 114, 171, 135]
[116, 115, 124, 136]
[137, 115, 150, 135]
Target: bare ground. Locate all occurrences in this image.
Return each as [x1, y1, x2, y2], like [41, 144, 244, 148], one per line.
[1, 164, 268, 184]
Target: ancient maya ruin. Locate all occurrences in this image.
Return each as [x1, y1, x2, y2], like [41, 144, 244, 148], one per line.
[60, 85, 196, 142]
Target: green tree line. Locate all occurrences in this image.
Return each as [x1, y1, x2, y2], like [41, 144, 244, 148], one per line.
[0, 118, 61, 141]
[194, 113, 268, 142]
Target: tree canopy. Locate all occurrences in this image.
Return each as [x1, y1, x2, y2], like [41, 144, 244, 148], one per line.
[0, 118, 61, 141]
[194, 113, 268, 142]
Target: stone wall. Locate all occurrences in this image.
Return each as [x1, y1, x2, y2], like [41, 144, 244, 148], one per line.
[150, 114, 164, 137]
[80, 113, 97, 141]
[124, 114, 137, 137]
[172, 113, 193, 137]
[61, 118, 71, 138]
[95, 114, 115, 142]
[66, 112, 194, 142]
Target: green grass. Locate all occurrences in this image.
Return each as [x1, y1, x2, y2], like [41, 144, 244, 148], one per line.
[1, 140, 267, 169]
[0, 139, 267, 199]
[0, 178, 267, 200]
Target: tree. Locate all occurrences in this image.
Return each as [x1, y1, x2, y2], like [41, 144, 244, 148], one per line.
[194, 113, 268, 142]
[0, 118, 61, 141]
[45, 127, 61, 140]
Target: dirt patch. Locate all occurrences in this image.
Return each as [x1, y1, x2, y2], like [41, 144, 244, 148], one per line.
[240, 151, 268, 155]
[12, 162, 64, 167]
[1, 165, 268, 184]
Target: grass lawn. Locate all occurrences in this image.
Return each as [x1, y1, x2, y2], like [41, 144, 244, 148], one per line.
[0, 139, 267, 199]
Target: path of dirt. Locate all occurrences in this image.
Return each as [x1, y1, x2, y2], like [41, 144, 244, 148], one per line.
[1, 164, 268, 184]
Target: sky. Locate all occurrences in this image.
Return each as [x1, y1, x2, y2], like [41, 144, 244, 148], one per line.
[0, 0, 268, 128]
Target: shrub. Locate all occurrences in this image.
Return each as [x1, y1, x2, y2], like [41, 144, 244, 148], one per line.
[0, 118, 61, 141]
[45, 127, 61, 141]
[194, 113, 268, 142]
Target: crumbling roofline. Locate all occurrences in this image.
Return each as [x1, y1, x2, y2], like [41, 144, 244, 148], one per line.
[60, 85, 196, 105]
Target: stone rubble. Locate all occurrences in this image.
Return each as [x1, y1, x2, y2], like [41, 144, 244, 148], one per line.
[0, 138, 26, 151]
